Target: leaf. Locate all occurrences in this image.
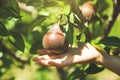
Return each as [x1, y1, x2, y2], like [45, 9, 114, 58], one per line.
[74, 15, 81, 25]
[68, 67, 87, 80]
[74, 15, 84, 30]
[28, 15, 47, 33]
[30, 40, 43, 53]
[27, 0, 43, 6]
[93, 22, 105, 38]
[27, 0, 57, 8]
[0, 8, 12, 19]
[99, 37, 120, 47]
[7, 7, 21, 19]
[86, 64, 104, 74]
[9, 32, 25, 52]
[8, 0, 20, 15]
[65, 23, 74, 45]
[0, 22, 10, 36]
[110, 47, 120, 55]
[0, 0, 20, 19]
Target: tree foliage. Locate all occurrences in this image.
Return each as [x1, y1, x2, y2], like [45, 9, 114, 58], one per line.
[0, 0, 120, 80]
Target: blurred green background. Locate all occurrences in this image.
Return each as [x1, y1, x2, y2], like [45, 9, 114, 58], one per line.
[0, 0, 120, 80]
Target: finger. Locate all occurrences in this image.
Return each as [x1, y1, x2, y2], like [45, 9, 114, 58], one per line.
[36, 60, 51, 66]
[33, 56, 52, 66]
[48, 55, 70, 67]
[37, 49, 49, 55]
[33, 56, 43, 61]
[78, 42, 85, 48]
[48, 61, 62, 67]
[48, 58, 72, 67]
[50, 53, 67, 59]
[33, 55, 51, 61]
[34, 58, 63, 66]
[33, 56, 60, 66]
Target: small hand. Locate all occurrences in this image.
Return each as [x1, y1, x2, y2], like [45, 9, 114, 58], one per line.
[33, 43, 100, 67]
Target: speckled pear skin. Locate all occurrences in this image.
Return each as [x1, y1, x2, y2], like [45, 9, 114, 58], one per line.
[80, 1, 95, 20]
[42, 23, 68, 54]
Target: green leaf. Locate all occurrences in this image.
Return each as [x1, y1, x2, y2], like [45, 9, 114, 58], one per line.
[74, 15, 81, 25]
[68, 67, 87, 80]
[110, 47, 120, 55]
[0, 8, 20, 19]
[0, 22, 10, 36]
[27, 0, 57, 8]
[8, 0, 20, 15]
[7, 7, 21, 19]
[74, 15, 84, 30]
[0, 0, 20, 19]
[99, 37, 120, 47]
[93, 21, 105, 38]
[27, 0, 43, 6]
[66, 23, 74, 45]
[28, 15, 47, 33]
[9, 32, 25, 52]
[86, 64, 104, 74]
[30, 40, 43, 54]
[0, 8, 12, 18]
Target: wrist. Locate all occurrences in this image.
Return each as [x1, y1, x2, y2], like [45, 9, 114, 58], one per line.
[92, 46, 108, 65]
[96, 53, 120, 75]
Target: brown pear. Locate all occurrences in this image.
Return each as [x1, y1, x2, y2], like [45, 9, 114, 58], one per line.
[80, 1, 95, 20]
[42, 23, 68, 55]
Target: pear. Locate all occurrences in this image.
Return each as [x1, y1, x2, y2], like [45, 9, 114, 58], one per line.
[42, 23, 68, 55]
[80, 1, 95, 20]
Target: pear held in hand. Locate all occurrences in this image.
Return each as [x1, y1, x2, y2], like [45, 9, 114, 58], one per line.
[42, 23, 69, 55]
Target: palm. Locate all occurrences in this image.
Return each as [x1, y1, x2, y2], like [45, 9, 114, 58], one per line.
[33, 43, 99, 67]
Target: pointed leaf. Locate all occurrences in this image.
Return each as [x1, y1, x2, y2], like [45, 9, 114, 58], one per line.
[9, 32, 25, 52]
[29, 15, 47, 33]
[99, 37, 120, 47]
[0, 0, 20, 19]
[27, 0, 42, 6]
[68, 67, 87, 80]
[0, 8, 12, 18]
[66, 23, 74, 45]
[110, 47, 120, 55]
[0, 22, 10, 36]
[86, 64, 104, 74]
[30, 40, 43, 54]
[27, 0, 57, 8]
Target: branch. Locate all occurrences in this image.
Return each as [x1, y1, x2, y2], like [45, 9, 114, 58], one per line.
[104, 0, 120, 37]
[66, 0, 93, 41]
[0, 41, 29, 63]
[66, 0, 85, 22]
[56, 67, 67, 80]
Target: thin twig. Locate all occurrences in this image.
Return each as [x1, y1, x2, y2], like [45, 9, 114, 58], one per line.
[104, 0, 120, 37]
[66, 0, 93, 41]
[65, 0, 85, 22]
